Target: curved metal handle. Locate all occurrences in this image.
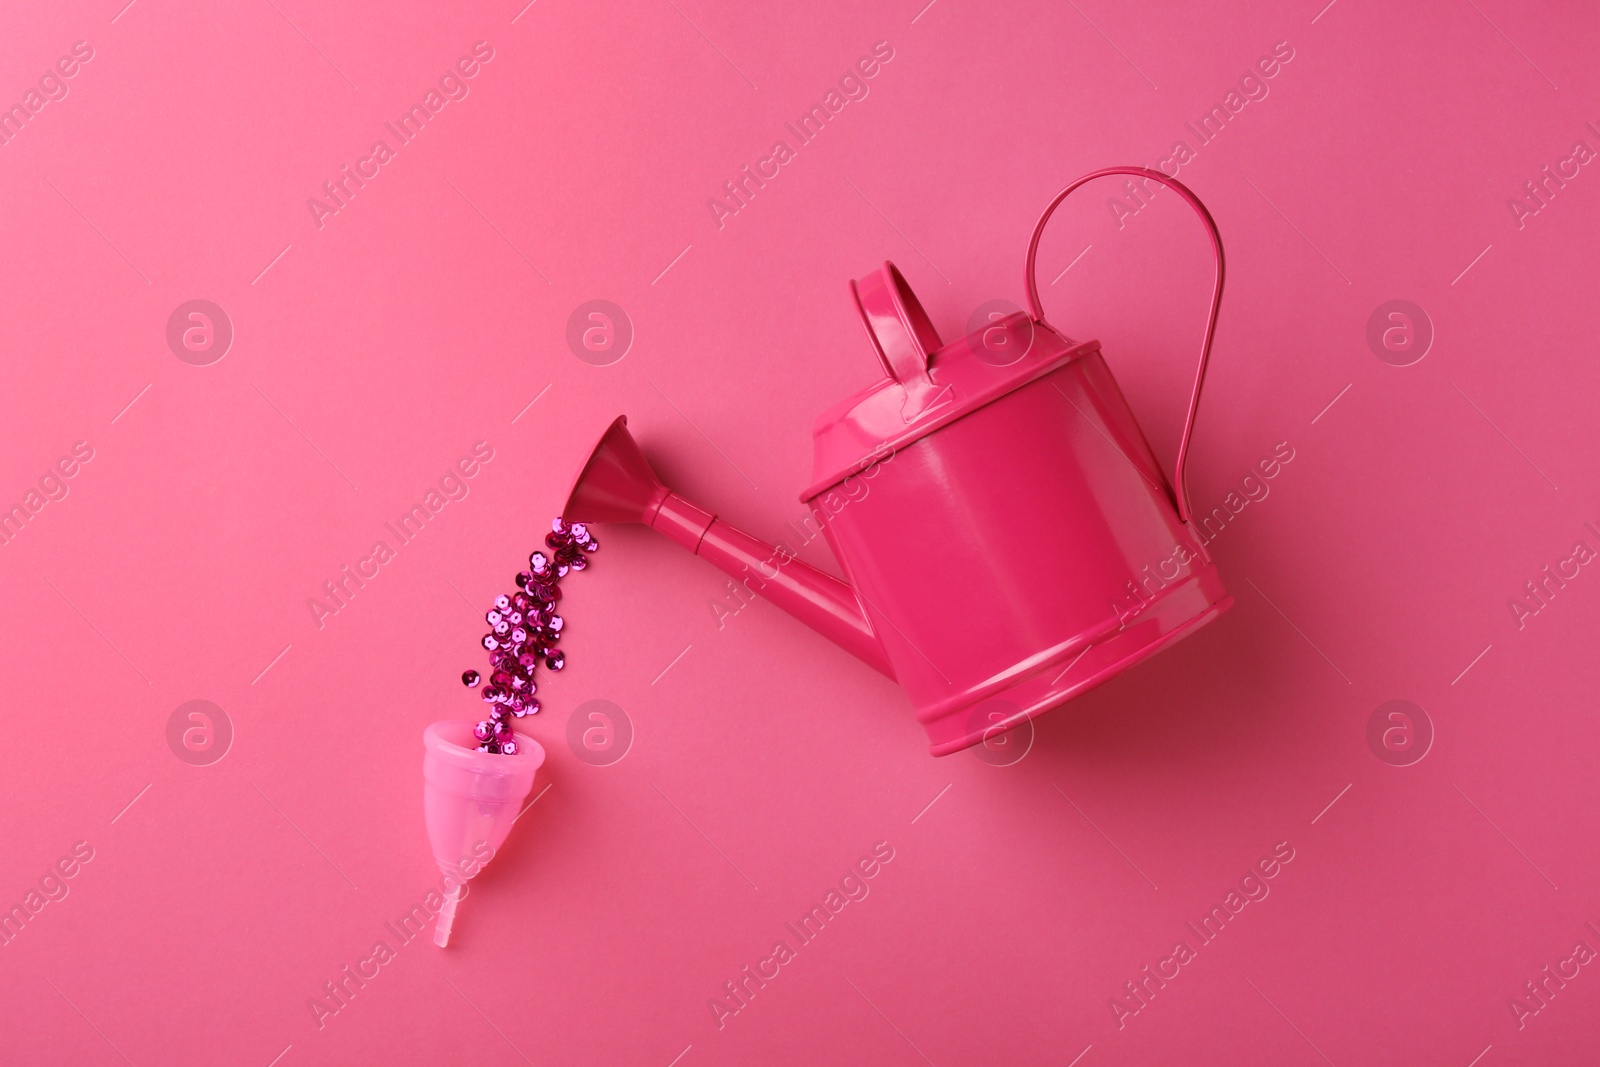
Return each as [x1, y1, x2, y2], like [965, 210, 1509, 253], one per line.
[1023, 167, 1226, 523]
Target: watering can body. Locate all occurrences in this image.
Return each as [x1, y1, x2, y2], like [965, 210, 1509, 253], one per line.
[565, 168, 1233, 756]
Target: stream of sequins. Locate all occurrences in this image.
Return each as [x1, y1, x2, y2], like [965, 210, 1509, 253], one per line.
[459, 519, 597, 754]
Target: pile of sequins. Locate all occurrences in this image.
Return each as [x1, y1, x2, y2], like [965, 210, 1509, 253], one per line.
[459, 519, 597, 754]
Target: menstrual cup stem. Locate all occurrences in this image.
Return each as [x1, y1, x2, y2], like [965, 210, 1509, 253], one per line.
[433, 885, 461, 948]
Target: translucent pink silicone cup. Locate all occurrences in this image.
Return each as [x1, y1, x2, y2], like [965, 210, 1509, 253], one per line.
[422, 720, 544, 947]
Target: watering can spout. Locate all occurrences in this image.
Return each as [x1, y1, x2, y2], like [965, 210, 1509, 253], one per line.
[564, 417, 894, 679]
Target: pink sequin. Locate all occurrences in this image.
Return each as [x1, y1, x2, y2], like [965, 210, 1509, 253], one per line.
[459, 518, 597, 753]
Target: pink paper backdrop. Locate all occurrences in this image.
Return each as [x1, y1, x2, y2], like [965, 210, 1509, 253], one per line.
[3, 0, 1599, 1063]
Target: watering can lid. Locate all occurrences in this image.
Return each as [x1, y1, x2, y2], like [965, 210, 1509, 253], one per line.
[801, 262, 1097, 502]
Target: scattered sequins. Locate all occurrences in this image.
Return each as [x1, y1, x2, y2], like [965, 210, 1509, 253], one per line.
[461, 517, 598, 754]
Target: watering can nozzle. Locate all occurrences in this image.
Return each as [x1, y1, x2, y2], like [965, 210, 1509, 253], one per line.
[563, 417, 895, 679]
[562, 416, 672, 526]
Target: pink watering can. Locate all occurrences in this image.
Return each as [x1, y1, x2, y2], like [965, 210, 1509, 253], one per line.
[565, 168, 1233, 755]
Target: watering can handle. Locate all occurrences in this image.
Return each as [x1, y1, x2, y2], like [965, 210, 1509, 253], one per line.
[850, 262, 952, 422]
[1023, 167, 1226, 524]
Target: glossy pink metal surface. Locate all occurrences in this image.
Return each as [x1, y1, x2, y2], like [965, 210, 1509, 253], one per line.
[565, 417, 895, 678]
[564, 169, 1233, 755]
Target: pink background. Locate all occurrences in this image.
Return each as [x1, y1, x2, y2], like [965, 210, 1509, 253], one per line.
[2, 0, 1598, 1063]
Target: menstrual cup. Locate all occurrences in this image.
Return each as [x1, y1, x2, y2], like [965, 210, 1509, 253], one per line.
[422, 720, 544, 947]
